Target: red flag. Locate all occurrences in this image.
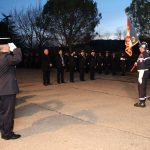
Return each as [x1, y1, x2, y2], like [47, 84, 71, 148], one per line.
[125, 15, 139, 56]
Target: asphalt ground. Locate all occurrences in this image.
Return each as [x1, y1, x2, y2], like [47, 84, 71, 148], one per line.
[1, 69, 150, 150]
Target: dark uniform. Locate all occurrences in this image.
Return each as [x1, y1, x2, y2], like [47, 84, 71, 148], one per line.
[103, 52, 111, 75]
[120, 53, 126, 76]
[79, 55, 86, 81]
[69, 54, 76, 82]
[0, 48, 22, 139]
[41, 54, 52, 86]
[89, 55, 97, 80]
[134, 42, 150, 107]
[97, 53, 103, 74]
[111, 53, 118, 75]
[56, 55, 65, 84]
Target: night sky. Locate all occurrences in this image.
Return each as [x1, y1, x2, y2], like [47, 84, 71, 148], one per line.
[0, 0, 132, 36]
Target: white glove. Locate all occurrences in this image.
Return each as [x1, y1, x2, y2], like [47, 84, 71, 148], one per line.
[8, 43, 17, 52]
[138, 70, 144, 84]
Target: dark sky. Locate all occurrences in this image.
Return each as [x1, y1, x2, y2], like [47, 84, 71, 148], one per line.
[0, 0, 132, 37]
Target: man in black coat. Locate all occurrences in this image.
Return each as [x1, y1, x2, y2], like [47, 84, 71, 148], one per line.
[120, 52, 127, 76]
[97, 52, 103, 74]
[0, 38, 22, 140]
[103, 51, 111, 75]
[69, 51, 76, 82]
[89, 50, 97, 80]
[111, 52, 118, 75]
[56, 50, 65, 84]
[79, 50, 86, 81]
[41, 49, 52, 86]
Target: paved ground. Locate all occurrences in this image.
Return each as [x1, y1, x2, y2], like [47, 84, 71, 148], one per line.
[1, 69, 150, 150]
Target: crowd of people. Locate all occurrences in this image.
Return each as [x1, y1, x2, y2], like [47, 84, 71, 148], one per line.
[41, 49, 127, 86]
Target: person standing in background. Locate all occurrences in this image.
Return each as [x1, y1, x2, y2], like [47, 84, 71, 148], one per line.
[79, 50, 86, 81]
[89, 50, 97, 80]
[97, 52, 103, 74]
[56, 50, 65, 84]
[41, 49, 52, 86]
[103, 51, 111, 75]
[69, 51, 76, 82]
[120, 52, 127, 76]
[111, 52, 118, 75]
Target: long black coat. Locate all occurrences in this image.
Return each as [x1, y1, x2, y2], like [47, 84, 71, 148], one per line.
[89, 56, 97, 68]
[56, 55, 65, 68]
[68, 56, 76, 69]
[79, 56, 86, 69]
[41, 55, 51, 71]
[0, 48, 22, 95]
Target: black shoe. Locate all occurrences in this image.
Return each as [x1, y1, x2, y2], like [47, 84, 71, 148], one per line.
[47, 83, 52, 85]
[2, 133, 21, 140]
[134, 102, 146, 108]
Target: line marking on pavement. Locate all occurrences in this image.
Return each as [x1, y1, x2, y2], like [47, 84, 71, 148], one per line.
[71, 86, 137, 100]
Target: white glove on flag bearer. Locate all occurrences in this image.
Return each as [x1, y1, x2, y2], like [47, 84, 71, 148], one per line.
[8, 43, 17, 52]
[138, 70, 144, 84]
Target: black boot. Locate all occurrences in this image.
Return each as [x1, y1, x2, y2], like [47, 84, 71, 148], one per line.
[134, 102, 146, 108]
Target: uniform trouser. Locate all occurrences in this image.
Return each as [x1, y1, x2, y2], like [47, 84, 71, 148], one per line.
[97, 65, 102, 74]
[43, 71, 50, 84]
[70, 68, 74, 82]
[138, 78, 147, 103]
[90, 68, 95, 80]
[104, 65, 109, 75]
[57, 68, 64, 83]
[111, 66, 116, 75]
[0, 94, 16, 136]
[79, 68, 85, 81]
[121, 66, 126, 75]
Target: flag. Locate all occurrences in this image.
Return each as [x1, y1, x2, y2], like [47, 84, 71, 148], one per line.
[125, 15, 139, 56]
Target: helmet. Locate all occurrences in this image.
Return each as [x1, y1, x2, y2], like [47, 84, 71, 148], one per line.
[140, 42, 148, 50]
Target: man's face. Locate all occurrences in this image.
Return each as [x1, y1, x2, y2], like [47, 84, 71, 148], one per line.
[81, 52, 84, 56]
[44, 49, 49, 55]
[139, 46, 145, 53]
[91, 52, 95, 56]
[59, 50, 63, 55]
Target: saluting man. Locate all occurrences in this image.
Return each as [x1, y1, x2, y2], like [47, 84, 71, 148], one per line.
[0, 37, 22, 140]
[134, 42, 150, 108]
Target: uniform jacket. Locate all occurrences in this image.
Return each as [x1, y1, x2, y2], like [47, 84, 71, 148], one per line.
[137, 50, 150, 78]
[68, 56, 76, 69]
[79, 55, 86, 69]
[89, 56, 97, 68]
[56, 55, 65, 68]
[41, 55, 51, 71]
[0, 48, 22, 95]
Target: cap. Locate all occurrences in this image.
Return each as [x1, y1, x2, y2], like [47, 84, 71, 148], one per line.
[0, 22, 12, 44]
[0, 38, 11, 44]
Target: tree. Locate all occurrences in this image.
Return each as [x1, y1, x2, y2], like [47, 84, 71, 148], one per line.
[126, 0, 150, 39]
[103, 32, 112, 40]
[43, 0, 101, 49]
[115, 27, 123, 40]
[11, 5, 51, 49]
[115, 27, 126, 40]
